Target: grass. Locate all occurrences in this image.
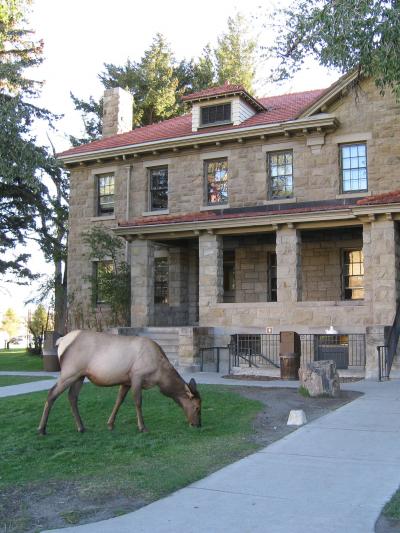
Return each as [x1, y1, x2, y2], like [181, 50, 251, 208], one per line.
[0, 376, 50, 387]
[0, 383, 262, 502]
[298, 385, 311, 398]
[0, 347, 43, 371]
[384, 487, 400, 520]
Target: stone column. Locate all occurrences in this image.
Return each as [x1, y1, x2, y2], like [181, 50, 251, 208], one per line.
[276, 226, 302, 303]
[168, 246, 188, 307]
[198, 233, 223, 319]
[130, 239, 154, 327]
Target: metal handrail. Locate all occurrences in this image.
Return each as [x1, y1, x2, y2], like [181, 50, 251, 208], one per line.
[378, 301, 400, 380]
[199, 347, 223, 372]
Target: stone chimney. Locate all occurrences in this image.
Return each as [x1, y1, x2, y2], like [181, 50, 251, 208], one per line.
[102, 87, 133, 138]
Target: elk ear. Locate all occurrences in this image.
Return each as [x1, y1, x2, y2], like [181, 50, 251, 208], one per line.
[185, 383, 194, 399]
[188, 378, 197, 394]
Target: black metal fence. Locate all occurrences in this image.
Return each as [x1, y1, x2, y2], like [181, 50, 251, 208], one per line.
[199, 347, 223, 372]
[377, 345, 389, 380]
[228, 333, 366, 372]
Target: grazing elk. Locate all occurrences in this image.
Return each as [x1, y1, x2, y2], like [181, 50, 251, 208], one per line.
[38, 330, 201, 435]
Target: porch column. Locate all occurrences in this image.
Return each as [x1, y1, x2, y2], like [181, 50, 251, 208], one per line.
[198, 232, 223, 314]
[276, 226, 302, 303]
[130, 239, 154, 327]
[363, 219, 400, 378]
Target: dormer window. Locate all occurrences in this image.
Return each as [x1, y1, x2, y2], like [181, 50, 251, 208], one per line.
[201, 103, 232, 127]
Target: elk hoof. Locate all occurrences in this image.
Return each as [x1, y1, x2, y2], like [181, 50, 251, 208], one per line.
[107, 423, 114, 431]
[139, 427, 149, 433]
[77, 427, 86, 433]
[38, 428, 46, 436]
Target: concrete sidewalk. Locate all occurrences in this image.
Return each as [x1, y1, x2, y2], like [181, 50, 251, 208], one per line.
[28, 376, 398, 533]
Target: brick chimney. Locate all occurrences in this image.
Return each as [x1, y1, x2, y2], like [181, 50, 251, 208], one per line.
[102, 87, 133, 138]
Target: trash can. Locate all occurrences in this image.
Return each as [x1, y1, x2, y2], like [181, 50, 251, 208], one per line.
[42, 331, 61, 372]
[279, 352, 300, 380]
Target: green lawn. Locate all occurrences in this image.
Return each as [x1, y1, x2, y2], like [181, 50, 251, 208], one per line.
[0, 384, 262, 498]
[0, 375, 51, 387]
[384, 487, 400, 519]
[0, 347, 43, 371]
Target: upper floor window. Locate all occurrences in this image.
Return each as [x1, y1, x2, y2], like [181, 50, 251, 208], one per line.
[205, 159, 228, 205]
[97, 173, 114, 216]
[268, 150, 293, 199]
[201, 103, 231, 126]
[340, 143, 367, 193]
[149, 166, 168, 211]
[154, 257, 168, 304]
[342, 249, 364, 300]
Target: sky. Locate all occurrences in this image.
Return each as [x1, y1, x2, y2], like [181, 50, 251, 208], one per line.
[1, 0, 340, 319]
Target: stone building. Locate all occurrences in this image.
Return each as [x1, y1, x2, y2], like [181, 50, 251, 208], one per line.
[59, 72, 400, 378]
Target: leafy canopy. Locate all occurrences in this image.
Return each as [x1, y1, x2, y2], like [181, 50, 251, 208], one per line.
[269, 0, 400, 98]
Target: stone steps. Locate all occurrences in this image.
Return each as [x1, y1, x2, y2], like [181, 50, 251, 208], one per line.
[133, 328, 180, 366]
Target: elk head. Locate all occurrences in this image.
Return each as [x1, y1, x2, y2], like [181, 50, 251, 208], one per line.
[181, 378, 202, 427]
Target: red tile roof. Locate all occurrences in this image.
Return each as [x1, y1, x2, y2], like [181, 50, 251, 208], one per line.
[357, 190, 400, 205]
[118, 201, 352, 228]
[59, 88, 327, 158]
[181, 84, 247, 101]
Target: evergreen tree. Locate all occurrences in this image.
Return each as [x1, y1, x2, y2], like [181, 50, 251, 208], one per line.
[269, 0, 400, 98]
[215, 14, 256, 92]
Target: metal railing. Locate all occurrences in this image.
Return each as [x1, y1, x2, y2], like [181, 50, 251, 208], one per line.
[199, 347, 222, 372]
[377, 303, 400, 380]
[229, 333, 366, 373]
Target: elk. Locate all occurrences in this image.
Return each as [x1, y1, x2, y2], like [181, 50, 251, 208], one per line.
[38, 330, 201, 435]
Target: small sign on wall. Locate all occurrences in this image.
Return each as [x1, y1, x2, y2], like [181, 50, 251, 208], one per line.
[266, 327, 273, 334]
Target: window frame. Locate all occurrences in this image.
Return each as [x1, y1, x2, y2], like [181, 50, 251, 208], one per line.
[154, 257, 169, 304]
[267, 252, 277, 302]
[200, 102, 232, 127]
[267, 150, 294, 200]
[339, 142, 368, 194]
[341, 249, 364, 301]
[148, 166, 168, 211]
[204, 158, 229, 206]
[97, 173, 115, 216]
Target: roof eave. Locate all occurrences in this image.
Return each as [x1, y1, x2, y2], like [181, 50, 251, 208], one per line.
[58, 114, 339, 165]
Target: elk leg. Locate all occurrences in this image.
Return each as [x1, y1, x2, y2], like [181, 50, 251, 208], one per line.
[38, 375, 80, 435]
[68, 376, 86, 433]
[131, 379, 147, 433]
[107, 384, 130, 430]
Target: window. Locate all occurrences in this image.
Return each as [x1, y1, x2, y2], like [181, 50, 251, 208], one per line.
[149, 167, 168, 210]
[97, 174, 115, 216]
[205, 159, 228, 205]
[95, 260, 114, 304]
[154, 257, 168, 304]
[268, 252, 277, 302]
[223, 250, 235, 302]
[342, 250, 364, 300]
[268, 151, 293, 199]
[340, 143, 367, 192]
[201, 103, 231, 126]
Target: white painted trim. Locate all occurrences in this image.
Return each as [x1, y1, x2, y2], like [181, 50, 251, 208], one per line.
[336, 192, 371, 199]
[263, 198, 297, 205]
[200, 204, 230, 211]
[142, 209, 169, 216]
[200, 150, 231, 160]
[331, 132, 372, 144]
[90, 165, 117, 176]
[143, 158, 172, 168]
[262, 142, 298, 153]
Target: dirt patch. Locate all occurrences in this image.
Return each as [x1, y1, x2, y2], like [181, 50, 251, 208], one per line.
[221, 385, 362, 447]
[0, 386, 361, 533]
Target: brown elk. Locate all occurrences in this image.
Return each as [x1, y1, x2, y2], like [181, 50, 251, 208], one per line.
[38, 330, 201, 435]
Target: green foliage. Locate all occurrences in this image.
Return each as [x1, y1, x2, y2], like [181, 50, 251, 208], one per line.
[269, 0, 400, 99]
[0, 0, 67, 283]
[80, 226, 130, 326]
[215, 14, 256, 92]
[298, 385, 311, 397]
[72, 16, 258, 144]
[1, 307, 20, 339]
[27, 304, 50, 353]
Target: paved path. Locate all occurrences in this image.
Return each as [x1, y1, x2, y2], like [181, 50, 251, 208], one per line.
[1, 372, 399, 532]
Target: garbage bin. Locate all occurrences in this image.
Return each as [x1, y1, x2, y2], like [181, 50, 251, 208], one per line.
[279, 352, 300, 380]
[42, 331, 61, 372]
